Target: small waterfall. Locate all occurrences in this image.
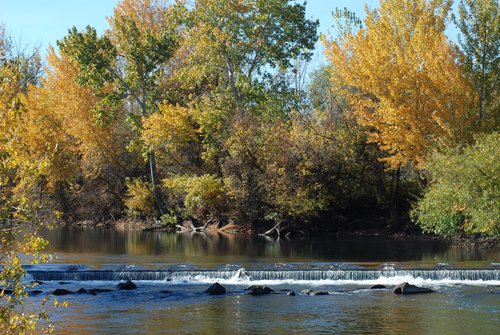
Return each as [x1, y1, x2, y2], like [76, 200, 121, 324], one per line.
[27, 268, 499, 283]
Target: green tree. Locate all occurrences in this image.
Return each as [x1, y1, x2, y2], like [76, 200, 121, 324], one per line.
[455, 0, 499, 128]
[57, 0, 178, 216]
[412, 132, 499, 236]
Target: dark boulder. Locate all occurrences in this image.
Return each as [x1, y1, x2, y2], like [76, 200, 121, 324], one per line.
[52, 289, 73, 296]
[246, 285, 274, 295]
[117, 279, 137, 290]
[301, 289, 329, 296]
[205, 283, 226, 295]
[88, 289, 113, 294]
[370, 284, 386, 290]
[393, 282, 434, 294]
[287, 290, 296, 296]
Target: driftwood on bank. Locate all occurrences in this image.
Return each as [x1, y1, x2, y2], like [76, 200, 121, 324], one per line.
[261, 223, 281, 237]
[175, 216, 216, 233]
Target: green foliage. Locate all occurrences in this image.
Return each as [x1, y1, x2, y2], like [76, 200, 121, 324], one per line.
[164, 174, 226, 220]
[412, 133, 500, 236]
[455, 0, 499, 128]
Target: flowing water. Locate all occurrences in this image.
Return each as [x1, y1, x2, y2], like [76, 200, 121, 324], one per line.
[20, 226, 500, 334]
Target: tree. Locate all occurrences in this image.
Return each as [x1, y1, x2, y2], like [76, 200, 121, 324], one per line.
[174, 0, 318, 116]
[412, 132, 499, 236]
[57, 0, 178, 216]
[323, 0, 475, 170]
[455, 0, 499, 128]
[0, 25, 58, 335]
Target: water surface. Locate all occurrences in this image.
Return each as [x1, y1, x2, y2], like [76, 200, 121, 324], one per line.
[25, 226, 499, 334]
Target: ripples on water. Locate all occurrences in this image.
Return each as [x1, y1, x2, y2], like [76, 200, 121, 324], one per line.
[24, 226, 500, 334]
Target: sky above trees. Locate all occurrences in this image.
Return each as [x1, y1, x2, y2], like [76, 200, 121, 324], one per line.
[1, 0, 458, 66]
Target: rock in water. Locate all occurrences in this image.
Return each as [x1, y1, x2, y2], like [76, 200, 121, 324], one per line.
[52, 289, 73, 296]
[393, 282, 434, 294]
[370, 284, 386, 290]
[205, 283, 226, 295]
[88, 289, 113, 295]
[301, 289, 329, 296]
[117, 279, 137, 290]
[247, 286, 274, 295]
[287, 290, 296, 296]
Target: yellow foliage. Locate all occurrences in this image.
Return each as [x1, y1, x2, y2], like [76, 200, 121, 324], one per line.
[323, 0, 475, 169]
[124, 178, 156, 216]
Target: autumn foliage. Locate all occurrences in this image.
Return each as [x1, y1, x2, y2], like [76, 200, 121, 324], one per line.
[1, 0, 498, 237]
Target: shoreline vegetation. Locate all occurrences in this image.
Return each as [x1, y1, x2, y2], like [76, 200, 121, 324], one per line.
[1, 0, 498, 244]
[0, 1, 498, 331]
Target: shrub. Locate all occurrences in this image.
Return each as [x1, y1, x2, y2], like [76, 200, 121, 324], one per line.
[412, 133, 499, 236]
[164, 174, 226, 220]
[124, 178, 156, 216]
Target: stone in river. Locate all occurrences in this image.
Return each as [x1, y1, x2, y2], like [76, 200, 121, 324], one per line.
[370, 284, 386, 290]
[205, 283, 226, 295]
[159, 290, 172, 294]
[247, 286, 274, 295]
[52, 289, 74, 296]
[117, 279, 137, 290]
[88, 289, 113, 295]
[301, 289, 329, 296]
[393, 282, 434, 294]
[287, 290, 296, 296]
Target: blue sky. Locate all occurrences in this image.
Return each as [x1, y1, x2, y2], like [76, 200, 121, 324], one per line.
[1, 0, 457, 66]
[0, 1, 377, 51]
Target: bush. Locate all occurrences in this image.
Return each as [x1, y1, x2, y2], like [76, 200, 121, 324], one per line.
[124, 178, 156, 216]
[164, 174, 226, 220]
[412, 133, 499, 236]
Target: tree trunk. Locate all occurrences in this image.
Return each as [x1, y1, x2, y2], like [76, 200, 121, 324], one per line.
[148, 150, 166, 216]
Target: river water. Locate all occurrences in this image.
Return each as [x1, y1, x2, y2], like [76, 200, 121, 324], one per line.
[21, 226, 500, 334]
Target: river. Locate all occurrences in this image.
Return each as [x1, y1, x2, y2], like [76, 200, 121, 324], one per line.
[21, 226, 500, 334]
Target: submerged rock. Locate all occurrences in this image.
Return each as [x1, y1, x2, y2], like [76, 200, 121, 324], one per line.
[370, 284, 386, 290]
[29, 290, 43, 295]
[393, 282, 434, 294]
[77, 288, 88, 294]
[247, 285, 274, 295]
[117, 279, 137, 290]
[159, 290, 172, 294]
[88, 289, 113, 294]
[52, 289, 73, 296]
[301, 289, 329, 296]
[205, 283, 226, 295]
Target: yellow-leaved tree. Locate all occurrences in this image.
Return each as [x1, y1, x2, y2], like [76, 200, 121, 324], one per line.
[323, 0, 475, 170]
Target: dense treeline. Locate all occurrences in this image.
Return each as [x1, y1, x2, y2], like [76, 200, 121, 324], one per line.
[1, 0, 499, 237]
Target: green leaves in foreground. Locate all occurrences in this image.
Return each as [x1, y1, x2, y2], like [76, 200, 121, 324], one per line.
[412, 132, 499, 236]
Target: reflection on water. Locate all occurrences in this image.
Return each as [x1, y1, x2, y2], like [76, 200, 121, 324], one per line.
[28, 226, 500, 334]
[38, 225, 499, 268]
